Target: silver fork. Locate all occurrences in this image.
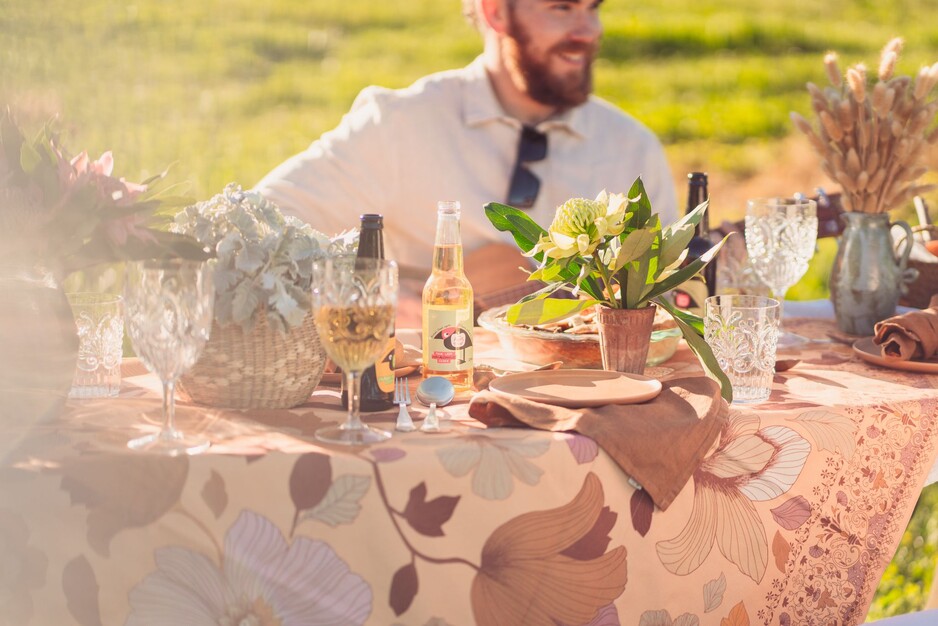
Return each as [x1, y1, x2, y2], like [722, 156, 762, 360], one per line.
[394, 378, 416, 432]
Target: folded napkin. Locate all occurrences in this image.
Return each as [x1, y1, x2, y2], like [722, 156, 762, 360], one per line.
[468, 376, 727, 510]
[873, 295, 938, 360]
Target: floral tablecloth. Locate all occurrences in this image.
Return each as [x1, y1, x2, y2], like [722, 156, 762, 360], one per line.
[2, 318, 938, 625]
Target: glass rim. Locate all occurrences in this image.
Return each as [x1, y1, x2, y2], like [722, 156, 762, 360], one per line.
[130, 258, 212, 271]
[746, 197, 818, 209]
[705, 294, 781, 310]
[66, 291, 123, 305]
[318, 255, 398, 268]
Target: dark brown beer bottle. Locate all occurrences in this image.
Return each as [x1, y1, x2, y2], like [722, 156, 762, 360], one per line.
[341, 214, 396, 411]
[672, 172, 716, 315]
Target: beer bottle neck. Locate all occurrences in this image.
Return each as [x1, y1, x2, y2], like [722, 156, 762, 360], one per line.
[432, 201, 464, 274]
[686, 173, 710, 237]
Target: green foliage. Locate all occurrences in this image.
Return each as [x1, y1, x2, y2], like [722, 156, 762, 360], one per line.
[869, 483, 938, 619]
[485, 179, 733, 401]
[0, 109, 207, 279]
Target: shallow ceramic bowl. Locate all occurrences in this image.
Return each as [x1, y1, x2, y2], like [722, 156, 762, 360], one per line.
[477, 305, 681, 369]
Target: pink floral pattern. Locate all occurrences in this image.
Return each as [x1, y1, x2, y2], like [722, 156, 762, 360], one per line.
[3, 318, 938, 624]
[657, 412, 810, 582]
[126, 510, 372, 625]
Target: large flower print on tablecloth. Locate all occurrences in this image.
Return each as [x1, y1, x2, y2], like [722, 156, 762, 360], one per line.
[471, 472, 627, 625]
[657, 412, 810, 582]
[436, 432, 550, 500]
[126, 510, 372, 625]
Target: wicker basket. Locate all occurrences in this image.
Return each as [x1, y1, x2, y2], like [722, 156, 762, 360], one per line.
[178, 309, 327, 409]
[900, 225, 938, 309]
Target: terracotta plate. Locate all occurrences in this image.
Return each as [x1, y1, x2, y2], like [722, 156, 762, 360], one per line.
[852, 336, 938, 373]
[488, 369, 663, 408]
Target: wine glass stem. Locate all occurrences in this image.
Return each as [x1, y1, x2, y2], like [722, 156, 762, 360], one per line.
[161, 379, 178, 439]
[344, 370, 364, 431]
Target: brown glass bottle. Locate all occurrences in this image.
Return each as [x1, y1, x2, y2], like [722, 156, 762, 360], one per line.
[341, 214, 395, 411]
[672, 172, 716, 315]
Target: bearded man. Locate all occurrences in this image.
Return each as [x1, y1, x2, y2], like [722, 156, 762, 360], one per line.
[255, 0, 677, 323]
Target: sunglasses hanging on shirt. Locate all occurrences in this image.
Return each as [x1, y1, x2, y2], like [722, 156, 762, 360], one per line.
[506, 126, 548, 209]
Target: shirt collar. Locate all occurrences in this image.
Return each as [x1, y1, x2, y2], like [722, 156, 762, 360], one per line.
[461, 56, 587, 140]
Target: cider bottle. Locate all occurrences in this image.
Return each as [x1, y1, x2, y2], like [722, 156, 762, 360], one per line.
[422, 201, 473, 391]
[672, 172, 716, 315]
[341, 214, 395, 411]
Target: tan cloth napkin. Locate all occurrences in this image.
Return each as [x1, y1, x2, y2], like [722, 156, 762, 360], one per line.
[873, 295, 938, 360]
[468, 376, 727, 511]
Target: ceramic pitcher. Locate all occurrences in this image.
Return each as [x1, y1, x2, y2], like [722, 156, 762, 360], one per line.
[829, 212, 917, 335]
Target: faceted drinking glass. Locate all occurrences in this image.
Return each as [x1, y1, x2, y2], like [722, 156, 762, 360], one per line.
[312, 256, 398, 445]
[123, 259, 214, 455]
[745, 197, 817, 346]
[704, 295, 780, 404]
[67, 292, 123, 398]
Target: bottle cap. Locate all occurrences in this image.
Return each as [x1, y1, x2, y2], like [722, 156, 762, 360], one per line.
[437, 201, 461, 216]
[360, 214, 383, 229]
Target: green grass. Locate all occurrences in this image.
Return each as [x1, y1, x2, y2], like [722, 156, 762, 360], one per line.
[3, 1, 938, 616]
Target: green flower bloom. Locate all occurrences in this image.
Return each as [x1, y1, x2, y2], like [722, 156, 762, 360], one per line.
[527, 191, 627, 260]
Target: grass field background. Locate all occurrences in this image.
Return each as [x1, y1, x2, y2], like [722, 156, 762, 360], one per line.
[3, 0, 938, 619]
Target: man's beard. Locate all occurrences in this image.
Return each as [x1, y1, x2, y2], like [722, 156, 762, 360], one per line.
[502, 16, 596, 109]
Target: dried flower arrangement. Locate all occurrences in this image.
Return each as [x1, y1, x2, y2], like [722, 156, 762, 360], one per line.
[791, 38, 938, 214]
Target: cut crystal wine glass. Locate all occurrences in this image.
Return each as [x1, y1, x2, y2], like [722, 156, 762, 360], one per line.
[745, 197, 817, 346]
[313, 256, 398, 445]
[124, 259, 214, 455]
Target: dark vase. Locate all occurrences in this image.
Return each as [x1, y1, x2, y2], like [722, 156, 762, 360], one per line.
[0, 265, 79, 423]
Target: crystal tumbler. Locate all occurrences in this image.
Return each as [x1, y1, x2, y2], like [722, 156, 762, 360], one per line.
[67, 292, 123, 398]
[704, 295, 780, 404]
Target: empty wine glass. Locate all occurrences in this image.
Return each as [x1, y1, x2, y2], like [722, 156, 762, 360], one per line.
[313, 256, 398, 445]
[745, 197, 818, 346]
[124, 259, 214, 455]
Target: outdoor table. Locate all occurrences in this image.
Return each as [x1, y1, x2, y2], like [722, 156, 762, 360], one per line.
[3, 317, 938, 625]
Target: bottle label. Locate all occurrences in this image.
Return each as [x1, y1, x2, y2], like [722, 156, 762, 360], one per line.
[375, 337, 396, 393]
[426, 308, 473, 371]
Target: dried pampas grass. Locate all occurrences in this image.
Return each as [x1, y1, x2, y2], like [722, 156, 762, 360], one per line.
[791, 38, 938, 214]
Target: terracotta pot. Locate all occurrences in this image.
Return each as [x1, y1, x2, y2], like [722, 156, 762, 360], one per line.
[594, 304, 657, 375]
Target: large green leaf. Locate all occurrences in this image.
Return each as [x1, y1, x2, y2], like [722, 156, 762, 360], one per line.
[484, 202, 545, 252]
[660, 199, 708, 269]
[485, 202, 608, 301]
[613, 227, 658, 272]
[506, 296, 600, 326]
[517, 281, 569, 303]
[654, 296, 733, 403]
[625, 177, 653, 229]
[623, 249, 654, 308]
[643, 234, 731, 302]
[660, 301, 705, 335]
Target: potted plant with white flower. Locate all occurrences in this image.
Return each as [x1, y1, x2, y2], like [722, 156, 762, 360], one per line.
[172, 183, 356, 409]
[485, 176, 732, 401]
